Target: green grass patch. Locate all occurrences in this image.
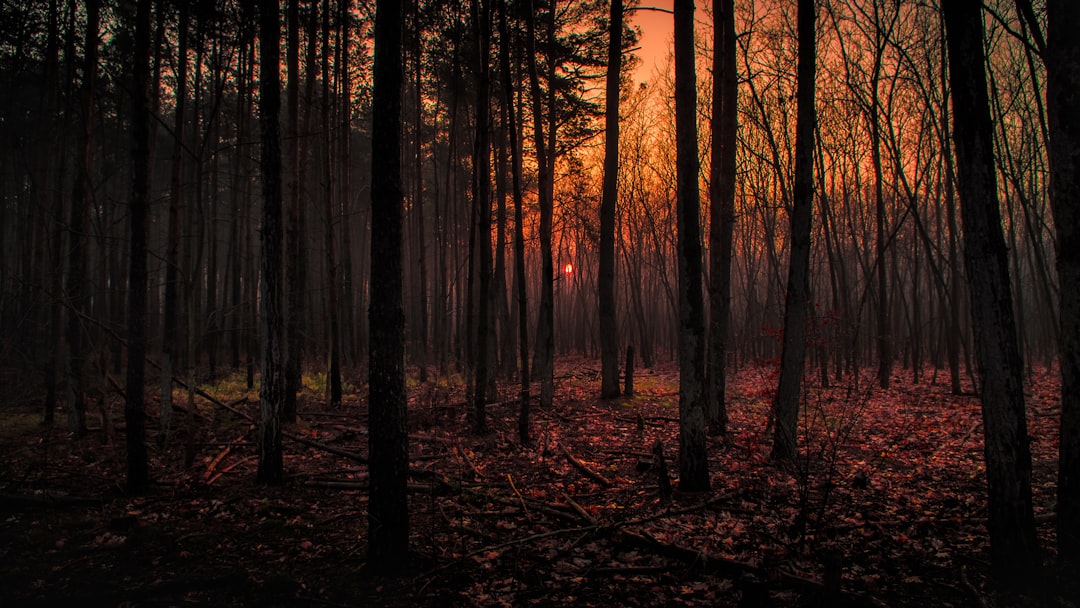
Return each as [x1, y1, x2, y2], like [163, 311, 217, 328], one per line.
[0, 413, 43, 440]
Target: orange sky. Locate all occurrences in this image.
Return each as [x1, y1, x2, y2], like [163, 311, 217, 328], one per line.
[630, 2, 676, 85]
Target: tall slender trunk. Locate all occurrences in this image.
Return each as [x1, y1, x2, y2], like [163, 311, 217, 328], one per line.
[942, 0, 1039, 580]
[1046, 0, 1080, 564]
[125, 0, 152, 493]
[472, 0, 494, 433]
[368, 0, 409, 568]
[163, 0, 189, 442]
[598, 0, 622, 399]
[674, 0, 709, 492]
[323, 0, 342, 406]
[283, 0, 301, 423]
[257, 0, 285, 485]
[707, 0, 736, 436]
[770, 0, 816, 462]
[498, 0, 530, 443]
[66, 0, 100, 437]
[525, 0, 555, 409]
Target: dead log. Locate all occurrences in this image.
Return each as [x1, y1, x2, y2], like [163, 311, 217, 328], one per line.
[558, 442, 613, 487]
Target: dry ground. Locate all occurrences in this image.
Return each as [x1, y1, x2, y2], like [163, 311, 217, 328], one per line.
[0, 358, 1075, 607]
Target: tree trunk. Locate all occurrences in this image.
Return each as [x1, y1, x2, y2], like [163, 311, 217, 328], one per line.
[65, 0, 100, 437]
[257, 0, 285, 486]
[942, 0, 1039, 580]
[472, 0, 494, 434]
[674, 0, 709, 493]
[283, 0, 301, 423]
[1046, 0, 1080, 564]
[125, 0, 152, 494]
[770, 0, 816, 462]
[598, 0, 622, 400]
[322, 0, 342, 407]
[498, 0, 530, 443]
[162, 0, 189, 443]
[525, 0, 555, 410]
[368, 0, 409, 569]
[707, 0, 736, 436]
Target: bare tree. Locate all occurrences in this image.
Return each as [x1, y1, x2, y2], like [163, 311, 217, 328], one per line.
[598, 0, 623, 400]
[674, 0, 709, 492]
[125, 0, 152, 494]
[1045, 0, 1080, 564]
[942, 0, 1039, 580]
[257, 0, 285, 485]
[368, 0, 410, 569]
[707, 0, 736, 436]
[771, 0, 817, 462]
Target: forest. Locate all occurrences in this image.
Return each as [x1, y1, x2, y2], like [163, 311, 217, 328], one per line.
[0, 0, 1078, 605]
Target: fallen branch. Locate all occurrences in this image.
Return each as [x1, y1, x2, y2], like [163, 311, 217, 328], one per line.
[559, 442, 612, 487]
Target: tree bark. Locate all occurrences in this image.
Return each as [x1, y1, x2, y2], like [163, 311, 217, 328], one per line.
[257, 0, 285, 485]
[498, 0, 531, 443]
[283, 0, 303, 424]
[674, 0, 709, 493]
[707, 0, 736, 436]
[598, 0, 622, 400]
[942, 0, 1040, 580]
[125, 0, 152, 494]
[771, 0, 816, 462]
[162, 0, 189, 442]
[525, 0, 555, 410]
[472, 0, 494, 434]
[65, 0, 100, 437]
[1046, 0, 1080, 564]
[369, 0, 410, 569]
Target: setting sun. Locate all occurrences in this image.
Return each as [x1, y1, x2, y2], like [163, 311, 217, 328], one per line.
[563, 262, 573, 276]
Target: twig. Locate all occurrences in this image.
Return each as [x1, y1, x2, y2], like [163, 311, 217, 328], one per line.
[508, 474, 530, 516]
[561, 492, 596, 525]
[559, 442, 613, 486]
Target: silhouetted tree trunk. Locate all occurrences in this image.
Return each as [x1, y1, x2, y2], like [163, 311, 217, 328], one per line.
[939, 12, 963, 395]
[771, 0, 816, 462]
[369, 0, 409, 569]
[525, 0, 555, 410]
[674, 0, 709, 493]
[942, 0, 1039, 581]
[1046, 0, 1080, 564]
[472, 0, 494, 434]
[707, 0, 736, 436]
[498, 0, 530, 443]
[598, 0, 622, 400]
[322, 0, 342, 407]
[283, 0, 302, 424]
[162, 0, 189, 442]
[66, 0, 100, 437]
[257, 0, 285, 485]
[125, 0, 152, 494]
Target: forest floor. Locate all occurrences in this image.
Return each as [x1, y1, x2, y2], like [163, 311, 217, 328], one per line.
[0, 357, 1076, 607]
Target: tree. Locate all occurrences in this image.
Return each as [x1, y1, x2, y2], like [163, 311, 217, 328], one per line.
[598, 0, 623, 400]
[674, 0, 709, 493]
[1046, 0, 1080, 564]
[525, 0, 555, 411]
[257, 0, 285, 485]
[498, 0, 531, 442]
[941, 0, 1039, 580]
[65, 0, 100, 437]
[771, 0, 817, 462]
[706, 0, 736, 436]
[472, 0, 494, 434]
[368, 0, 409, 569]
[162, 0, 190, 442]
[283, 0, 304, 424]
[124, 0, 152, 494]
